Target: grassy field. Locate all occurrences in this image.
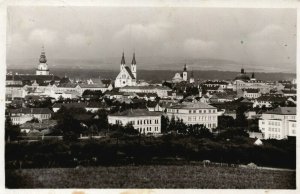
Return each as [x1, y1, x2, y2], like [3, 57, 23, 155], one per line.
[6, 165, 296, 189]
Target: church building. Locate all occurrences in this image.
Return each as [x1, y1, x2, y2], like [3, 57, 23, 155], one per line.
[172, 64, 194, 83]
[115, 52, 137, 88]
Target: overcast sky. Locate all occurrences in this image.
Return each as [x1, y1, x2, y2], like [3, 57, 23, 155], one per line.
[6, 7, 296, 72]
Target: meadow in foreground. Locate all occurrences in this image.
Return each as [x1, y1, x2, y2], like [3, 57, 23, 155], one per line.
[6, 165, 296, 189]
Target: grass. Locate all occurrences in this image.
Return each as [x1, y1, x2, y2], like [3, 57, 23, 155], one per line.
[6, 165, 295, 189]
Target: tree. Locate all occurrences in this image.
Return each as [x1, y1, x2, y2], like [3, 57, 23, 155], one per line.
[187, 124, 213, 138]
[217, 115, 235, 129]
[235, 104, 248, 128]
[55, 113, 85, 142]
[5, 116, 20, 141]
[161, 115, 170, 133]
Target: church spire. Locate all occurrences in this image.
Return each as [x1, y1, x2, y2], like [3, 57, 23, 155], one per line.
[121, 52, 126, 64]
[131, 52, 136, 65]
[183, 64, 187, 72]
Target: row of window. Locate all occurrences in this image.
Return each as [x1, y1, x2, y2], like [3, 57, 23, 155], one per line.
[137, 126, 159, 133]
[168, 109, 217, 114]
[269, 134, 281, 139]
[187, 116, 217, 122]
[269, 127, 280, 132]
[116, 119, 160, 125]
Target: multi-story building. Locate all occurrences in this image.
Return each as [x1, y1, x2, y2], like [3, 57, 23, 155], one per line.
[108, 109, 162, 134]
[7, 108, 53, 125]
[119, 85, 172, 98]
[259, 107, 296, 139]
[166, 101, 218, 130]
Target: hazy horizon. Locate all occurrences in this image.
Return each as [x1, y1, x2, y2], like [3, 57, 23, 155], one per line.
[7, 7, 296, 73]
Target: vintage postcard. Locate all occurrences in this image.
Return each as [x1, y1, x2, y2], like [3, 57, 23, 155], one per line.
[0, 0, 299, 194]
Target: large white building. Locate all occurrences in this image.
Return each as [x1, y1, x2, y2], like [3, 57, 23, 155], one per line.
[259, 107, 296, 139]
[108, 109, 161, 134]
[7, 108, 53, 125]
[119, 85, 172, 98]
[115, 52, 137, 88]
[166, 101, 218, 130]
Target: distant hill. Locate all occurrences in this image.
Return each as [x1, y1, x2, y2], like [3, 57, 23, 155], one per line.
[7, 68, 296, 82]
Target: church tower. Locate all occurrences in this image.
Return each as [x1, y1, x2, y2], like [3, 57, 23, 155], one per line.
[131, 52, 137, 79]
[120, 52, 126, 71]
[36, 46, 50, 75]
[183, 64, 188, 81]
[189, 71, 195, 83]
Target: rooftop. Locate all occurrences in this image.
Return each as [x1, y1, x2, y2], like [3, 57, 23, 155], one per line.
[109, 109, 161, 117]
[169, 102, 217, 109]
[265, 107, 296, 115]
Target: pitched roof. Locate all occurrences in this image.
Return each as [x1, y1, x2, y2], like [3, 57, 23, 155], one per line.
[8, 108, 53, 114]
[109, 109, 161, 117]
[121, 85, 172, 91]
[124, 66, 135, 79]
[58, 83, 79, 88]
[256, 95, 287, 102]
[244, 88, 260, 93]
[169, 102, 217, 109]
[53, 102, 87, 109]
[265, 107, 296, 115]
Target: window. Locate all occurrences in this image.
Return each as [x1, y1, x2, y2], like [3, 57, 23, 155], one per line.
[189, 110, 191, 113]
[193, 110, 196, 113]
[203, 110, 206, 113]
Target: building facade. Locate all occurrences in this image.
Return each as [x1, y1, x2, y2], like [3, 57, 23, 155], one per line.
[108, 109, 162, 134]
[259, 107, 296, 139]
[166, 101, 218, 130]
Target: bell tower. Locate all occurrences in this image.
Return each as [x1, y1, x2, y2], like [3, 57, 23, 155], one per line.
[36, 46, 50, 75]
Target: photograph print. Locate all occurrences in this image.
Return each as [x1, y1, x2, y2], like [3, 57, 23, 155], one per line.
[4, 4, 297, 189]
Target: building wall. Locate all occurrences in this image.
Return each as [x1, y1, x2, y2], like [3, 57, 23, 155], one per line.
[166, 108, 218, 130]
[259, 113, 296, 139]
[10, 113, 52, 125]
[108, 115, 161, 134]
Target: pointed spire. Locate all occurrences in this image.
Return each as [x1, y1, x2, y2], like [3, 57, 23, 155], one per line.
[252, 72, 255, 78]
[121, 52, 125, 64]
[131, 52, 136, 65]
[183, 64, 187, 71]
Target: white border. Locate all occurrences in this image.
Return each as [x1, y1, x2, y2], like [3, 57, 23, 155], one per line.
[0, 0, 299, 194]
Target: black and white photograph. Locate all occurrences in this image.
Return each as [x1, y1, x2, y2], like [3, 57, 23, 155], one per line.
[1, 0, 298, 192]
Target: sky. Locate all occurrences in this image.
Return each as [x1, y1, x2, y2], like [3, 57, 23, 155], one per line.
[6, 7, 296, 72]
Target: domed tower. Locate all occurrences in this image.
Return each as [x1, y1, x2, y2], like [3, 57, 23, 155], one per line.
[183, 64, 188, 81]
[36, 47, 50, 75]
[131, 52, 137, 79]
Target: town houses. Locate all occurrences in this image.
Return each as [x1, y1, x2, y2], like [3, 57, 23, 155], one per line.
[5, 48, 297, 140]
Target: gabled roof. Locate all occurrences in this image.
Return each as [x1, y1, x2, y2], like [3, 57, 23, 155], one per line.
[109, 109, 161, 117]
[8, 108, 53, 114]
[53, 102, 87, 109]
[265, 107, 296, 115]
[124, 66, 135, 79]
[169, 102, 217, 109]
[58, 83, 79, 88]
[244, 88, 260, 93]
[256, 95, 287, 102]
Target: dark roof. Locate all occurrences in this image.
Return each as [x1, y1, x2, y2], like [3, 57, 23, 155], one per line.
[8, 108, 52, 114]
[169, 102, 217, 109]
[124, 66, 135, 79]
[244, 88, 260, 93]
[58, 83, 78, 88]
[257, 95, 287, 102]
[147, 101, 158, 108]
[53, 102, 87, 109]
[109, 109, 161, 117]
[282, 90, 296, 94]
[203, 80, 228, 85]
[265, 107, 296, 115]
